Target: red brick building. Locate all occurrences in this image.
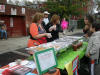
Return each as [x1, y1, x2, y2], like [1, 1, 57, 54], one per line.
[0, 0, 7, 4]
[0, 1, 37, 37]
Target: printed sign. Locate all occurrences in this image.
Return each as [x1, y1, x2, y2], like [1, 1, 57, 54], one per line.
[0, 5, 5, 12]
[34, 48, 57, 75]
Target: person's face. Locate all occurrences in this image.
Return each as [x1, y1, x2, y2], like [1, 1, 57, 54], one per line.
[56, 19, 60, 24]
[63, 18, 66, 20]
[38, 18, 43, 24]
[84, 16, 89, 25]
[44, 14, 48, 18]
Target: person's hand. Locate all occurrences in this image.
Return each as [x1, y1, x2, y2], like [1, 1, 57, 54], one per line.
[49, 26, 54, 31]
[49, 25, 56, 31]
[84, 25, 89, 30]
[87, 53, 90, 57]
[84, 34, 88, 38]
[45, 33, 52, 38]
[53, 25, 56, 31]
[47, 33, 52, 38]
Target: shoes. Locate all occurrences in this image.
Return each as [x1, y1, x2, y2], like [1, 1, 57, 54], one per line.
[0, 38, 7, 40]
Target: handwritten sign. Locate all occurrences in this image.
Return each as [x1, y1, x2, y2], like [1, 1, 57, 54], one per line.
[34, 48, 57, 75]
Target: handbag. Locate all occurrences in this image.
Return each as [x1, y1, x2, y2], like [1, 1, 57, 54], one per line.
[37, 37, 47, 44]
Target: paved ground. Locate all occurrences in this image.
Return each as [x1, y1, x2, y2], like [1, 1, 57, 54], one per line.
[59, 29, 83, 37]
[0, 36, 29, 54]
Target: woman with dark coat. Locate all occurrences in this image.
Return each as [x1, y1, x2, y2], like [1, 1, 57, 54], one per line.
[45, 14, 63, 42]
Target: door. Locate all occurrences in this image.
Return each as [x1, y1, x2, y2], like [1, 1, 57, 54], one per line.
[0, 16, 26, 37]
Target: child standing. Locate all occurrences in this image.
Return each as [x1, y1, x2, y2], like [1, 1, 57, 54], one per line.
[85, 22, 100, 75]
[61, 18, 68, 34]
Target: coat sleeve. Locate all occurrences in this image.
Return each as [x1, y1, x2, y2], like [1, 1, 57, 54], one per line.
[85, 37, 93, 55]
[89, 36, 100, 55]
[85, 36, 100, 55]
[45, 23, 51, 32]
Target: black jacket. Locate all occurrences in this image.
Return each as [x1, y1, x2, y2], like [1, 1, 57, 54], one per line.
[46, 23, 63, 42]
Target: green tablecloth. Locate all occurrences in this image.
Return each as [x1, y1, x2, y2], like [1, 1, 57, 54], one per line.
[27, 42, 88, 69]
[57, 42, 88, 69]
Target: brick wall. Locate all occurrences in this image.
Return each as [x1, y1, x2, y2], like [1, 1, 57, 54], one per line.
[5, 4, 26, 16]
[0, 0, 7, 4]
[0, 4, 38, 26]
[0, 4, 40, 36]
[25, 8, 37, 27]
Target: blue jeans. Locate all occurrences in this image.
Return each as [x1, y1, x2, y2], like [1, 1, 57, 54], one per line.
[0, 30, 7, 39]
